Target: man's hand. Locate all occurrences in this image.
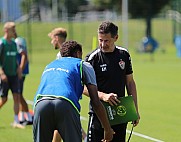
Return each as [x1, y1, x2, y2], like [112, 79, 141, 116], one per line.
[102, 93, 120, 106]
[102, 128, 115, 142]
[132, 113, 140, 127]
[0, 73, 7, 82]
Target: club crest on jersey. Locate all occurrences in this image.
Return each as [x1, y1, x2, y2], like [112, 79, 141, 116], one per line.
[100, 64, 107, 72]
[119, 59, 125, 69]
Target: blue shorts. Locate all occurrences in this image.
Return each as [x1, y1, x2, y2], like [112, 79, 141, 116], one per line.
[0, 75, 20, 98]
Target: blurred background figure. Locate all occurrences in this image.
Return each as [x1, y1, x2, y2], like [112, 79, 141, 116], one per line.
[12, 22, 33, 125]
[48, 27, 87, 142]
[0, 22, 24, 128]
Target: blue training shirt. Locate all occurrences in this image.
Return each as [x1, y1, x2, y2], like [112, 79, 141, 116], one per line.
[34, 57, 84, 112]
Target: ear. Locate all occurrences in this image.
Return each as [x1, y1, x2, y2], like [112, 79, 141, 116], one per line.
[76, 51, 82, 59]
[114, 35, 118, 42]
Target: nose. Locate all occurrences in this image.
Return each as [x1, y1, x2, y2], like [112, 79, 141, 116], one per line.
[101, 41, 106, 47]
[51, 39, 55, 45]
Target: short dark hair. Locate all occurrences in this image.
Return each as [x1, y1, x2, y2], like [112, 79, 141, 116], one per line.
[61, 40, 82, 57]
[98, 21, 118, 38]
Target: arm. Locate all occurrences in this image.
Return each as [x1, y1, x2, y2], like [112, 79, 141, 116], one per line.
[0, 67, 7, 82]
[126, 74, 140, 126]
[82, 62, 114, 141]
[0, 42, 7, 82]
[17, 51, 28, 79]
[83, 85, 89, 97]
[16, 38, 28, 78]
[17, 60, 22, 79]
[83, 86, 120, 106]
[15, 37, 28, 71]
[86, 84, 114, 141]
[19, 51, 27, 71]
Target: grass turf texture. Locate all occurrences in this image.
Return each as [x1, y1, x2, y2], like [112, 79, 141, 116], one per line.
[0, 19, 181, 141]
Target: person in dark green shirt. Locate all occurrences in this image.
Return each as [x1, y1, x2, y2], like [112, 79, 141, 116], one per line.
[0, 22, 24, 129]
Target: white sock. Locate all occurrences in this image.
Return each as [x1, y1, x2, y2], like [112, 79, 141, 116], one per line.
[19, 111, 25, 122]
[25, 112, 32, 122]
[14, 115, 19, 123]
[84, 136, 87, 142]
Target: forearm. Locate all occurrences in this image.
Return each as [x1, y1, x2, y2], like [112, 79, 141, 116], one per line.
[83, 86, 105, 99]
[19, 53, 27, 70]
[0, 67, 5, 75]
[86, 83, 114, 140]
[127, 80, 139, 112]
[86, 84, 111, 130]
[0, 67, 7, 81]
[97, 91, 104, 100]
[83, 86, 89, 97]
[84, 86, 119, 107]
[83, 87, 105, 98]
[92, 101, 111, 131]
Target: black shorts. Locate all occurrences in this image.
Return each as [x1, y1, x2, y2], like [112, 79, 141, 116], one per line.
[33, 98, 82, 142]
[19, 76, 25, 94]
[87, 113, 127, 142]
[0, 75, 20, 98]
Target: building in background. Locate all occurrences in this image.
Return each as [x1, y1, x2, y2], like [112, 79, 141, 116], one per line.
[0, 0, 23, 22]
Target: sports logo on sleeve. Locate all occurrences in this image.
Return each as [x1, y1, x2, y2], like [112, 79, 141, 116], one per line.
[119, 59, 125, 70]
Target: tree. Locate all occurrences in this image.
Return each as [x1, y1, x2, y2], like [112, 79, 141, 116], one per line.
[92, 0, 171, 38]
[92, 0, 122, 11]
[128, 0, 171, 37]
[92, 0, 172, 53]
[21, 0, 88, 21]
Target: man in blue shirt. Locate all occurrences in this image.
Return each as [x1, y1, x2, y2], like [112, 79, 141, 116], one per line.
[33, 40, 114, 142]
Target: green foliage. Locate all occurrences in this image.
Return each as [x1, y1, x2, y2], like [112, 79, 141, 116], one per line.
[93, 0, 122, 11]
[127, 0, 172, 37]
[65, 0, 81, 17]
[21, 0, 88, 18]
[20, 0, 33, 14]
[128, 0, 172, 18]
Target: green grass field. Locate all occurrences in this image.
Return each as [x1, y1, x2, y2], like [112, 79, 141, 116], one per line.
[0, 19, 181, 142]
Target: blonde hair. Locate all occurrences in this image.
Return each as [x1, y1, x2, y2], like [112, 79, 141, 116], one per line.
[4, 22, 15, 30]
[48, 27, 67, 39]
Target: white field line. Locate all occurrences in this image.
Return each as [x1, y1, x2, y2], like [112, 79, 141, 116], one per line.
[127, 130, 164, 142]
[9, 96, 164, 142]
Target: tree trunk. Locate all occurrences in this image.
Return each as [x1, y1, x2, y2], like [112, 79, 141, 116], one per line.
[146, 15, 152, 37]
[145, 0, 154, 37]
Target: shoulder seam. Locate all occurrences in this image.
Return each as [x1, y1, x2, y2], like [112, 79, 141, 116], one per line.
[116, 46, 129, 53]
[87, 48, 100, 61]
